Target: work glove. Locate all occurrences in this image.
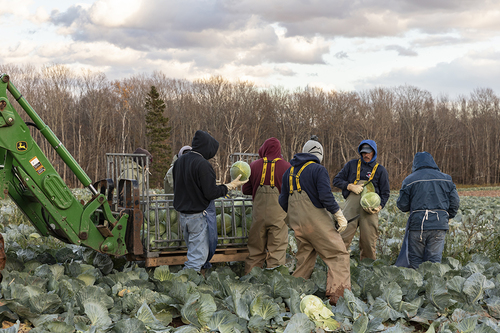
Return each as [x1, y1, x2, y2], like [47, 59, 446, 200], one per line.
[363, 205, 382, 215]
[334, 210, 348, 233]
[225, 174, 248, 190]
[347, 183, 363, 195]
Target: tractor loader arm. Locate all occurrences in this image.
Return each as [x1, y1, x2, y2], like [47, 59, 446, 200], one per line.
[0, 73, 141, 263]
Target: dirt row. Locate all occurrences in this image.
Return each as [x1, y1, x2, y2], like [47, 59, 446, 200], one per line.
[459, 190, 500, 197]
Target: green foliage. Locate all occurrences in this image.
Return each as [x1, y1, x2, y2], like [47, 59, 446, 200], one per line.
[145, 85, 171, 188]
[3, 191, 500, 331]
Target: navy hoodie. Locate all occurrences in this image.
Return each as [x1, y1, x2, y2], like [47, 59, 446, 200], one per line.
[397, 152, 460, 230]
[332, 139, 390, 208]
[173, 131, 228, 213]
[279, 153, 340, 214]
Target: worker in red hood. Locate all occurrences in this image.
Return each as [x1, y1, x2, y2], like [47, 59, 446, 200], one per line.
[242, 137, 291, 274]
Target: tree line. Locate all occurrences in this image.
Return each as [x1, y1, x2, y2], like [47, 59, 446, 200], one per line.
[2, 64, 499, 189]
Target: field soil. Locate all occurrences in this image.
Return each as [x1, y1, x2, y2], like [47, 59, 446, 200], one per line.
[459, 189, 500, 197]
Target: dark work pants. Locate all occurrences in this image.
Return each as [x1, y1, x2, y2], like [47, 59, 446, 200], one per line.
[408, 230, 446, 269]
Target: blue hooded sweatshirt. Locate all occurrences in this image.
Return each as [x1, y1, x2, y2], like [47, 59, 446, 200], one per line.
[397, 151, 460, 231]
[278, 153, 340, 214]
[332, 139, 391, 207]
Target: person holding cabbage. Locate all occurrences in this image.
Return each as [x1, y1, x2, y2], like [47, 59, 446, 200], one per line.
[279, 136, 350, 305]
[332, 140, 390, 261]
[173, 131, 247, 272]
[395, 152, 459, 269]
[242, 137, 291, 275]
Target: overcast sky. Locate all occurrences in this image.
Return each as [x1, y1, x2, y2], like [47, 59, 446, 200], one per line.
[2, 0, 500, 98]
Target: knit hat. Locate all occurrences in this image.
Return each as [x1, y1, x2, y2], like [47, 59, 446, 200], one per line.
[302, 140, 324, 163]
[178, 145, 192, 158]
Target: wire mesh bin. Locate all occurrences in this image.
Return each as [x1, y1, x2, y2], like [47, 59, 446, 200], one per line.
[105, 153, 151, 210]
[229, 152, 259, 165]
[143, 195, 253, 251]
[105, 152, 256, 266]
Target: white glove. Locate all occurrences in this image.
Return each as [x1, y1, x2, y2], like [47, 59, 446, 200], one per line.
[347, 183, 363, 195]
[363, 205, 382, 215]
[225, 174, 248, 190]
[334, 210, 348, 233]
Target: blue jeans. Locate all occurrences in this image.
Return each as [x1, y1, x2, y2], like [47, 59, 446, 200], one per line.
[408, 230, 446, 269]
[179, 212, 209, 271]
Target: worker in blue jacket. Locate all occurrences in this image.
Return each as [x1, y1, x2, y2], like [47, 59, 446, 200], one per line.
[395, 151, 460, 269]
[332, 139, 390, 260]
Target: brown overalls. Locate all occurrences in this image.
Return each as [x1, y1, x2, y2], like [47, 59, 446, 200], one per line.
[245, 157, 288, 274]
[287, 163, 351, 304]
[341, 180, 379, 260]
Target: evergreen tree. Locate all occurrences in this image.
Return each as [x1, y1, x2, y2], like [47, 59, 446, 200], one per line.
[145, 85, 171, 188]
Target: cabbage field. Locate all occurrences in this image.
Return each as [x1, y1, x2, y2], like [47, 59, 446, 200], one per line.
[0, 189, 500, 332]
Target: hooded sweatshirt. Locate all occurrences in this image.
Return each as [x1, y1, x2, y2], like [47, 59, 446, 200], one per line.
[332, 139, 391, 207]
[397, 151, 460, 230]
[242, 137, 291, 199]
[173, 130, 228, 213]
[278, 153, 340, 214]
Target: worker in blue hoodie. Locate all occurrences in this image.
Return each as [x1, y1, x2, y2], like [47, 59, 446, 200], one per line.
[279, 137, 350, 306]
[332, 140, 390, 260]
[395, 152, 459, 269]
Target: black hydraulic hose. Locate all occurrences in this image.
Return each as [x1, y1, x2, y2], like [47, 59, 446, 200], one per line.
[41, 207, 70, 244]
[25, 121, 39, 130]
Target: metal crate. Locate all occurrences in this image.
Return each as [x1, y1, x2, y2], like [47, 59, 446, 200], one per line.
[105, 152, 151, 210]
[230, 152, 259, 165]
[105, 152, 256, 266]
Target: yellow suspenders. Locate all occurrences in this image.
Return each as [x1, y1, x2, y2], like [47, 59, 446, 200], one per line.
[353, 159, 379, 185]
[260, 157, 281, 187]
[289, 161, 315, 194]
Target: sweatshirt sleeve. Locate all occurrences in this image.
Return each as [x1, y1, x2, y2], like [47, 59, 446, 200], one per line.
[332, 163, 351, 190]
[376, 166, 391, 208]
[397, 183, 410, 212]
[278, 170, 290, 212]
[448, 185, 460, 219]
[317, 167, 340, 214]
[200, 160, 228, 200]
[242, 181, 252, 196]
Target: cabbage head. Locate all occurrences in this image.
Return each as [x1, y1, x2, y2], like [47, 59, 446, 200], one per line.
[360, 192, 381, 209]
[230, 161, 251, 181]
[360, 181, 375, 197]
[299, 295, 339, 331]
[216, 213, 232, 234]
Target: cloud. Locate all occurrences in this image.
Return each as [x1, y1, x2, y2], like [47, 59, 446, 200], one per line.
[411, 34, 471, 48]
[354, 51, 500, 98]
[48, 1, 332, 69]
[0, 0, 31, 17]
[274, 66, 296, 76]
[385, 45, 418, 56]
[6, 0, 495, 97]
[335, 51, 349, 59]
[47, 0, 500, 61]
[50, 5, 87, 27]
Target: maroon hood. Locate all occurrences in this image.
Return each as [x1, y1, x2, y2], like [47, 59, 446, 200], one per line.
[258, 137, 282, 160]
[242, 137, 290, 199]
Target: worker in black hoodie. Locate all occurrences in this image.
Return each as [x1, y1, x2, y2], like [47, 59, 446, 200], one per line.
[173, 130, 247, 271]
